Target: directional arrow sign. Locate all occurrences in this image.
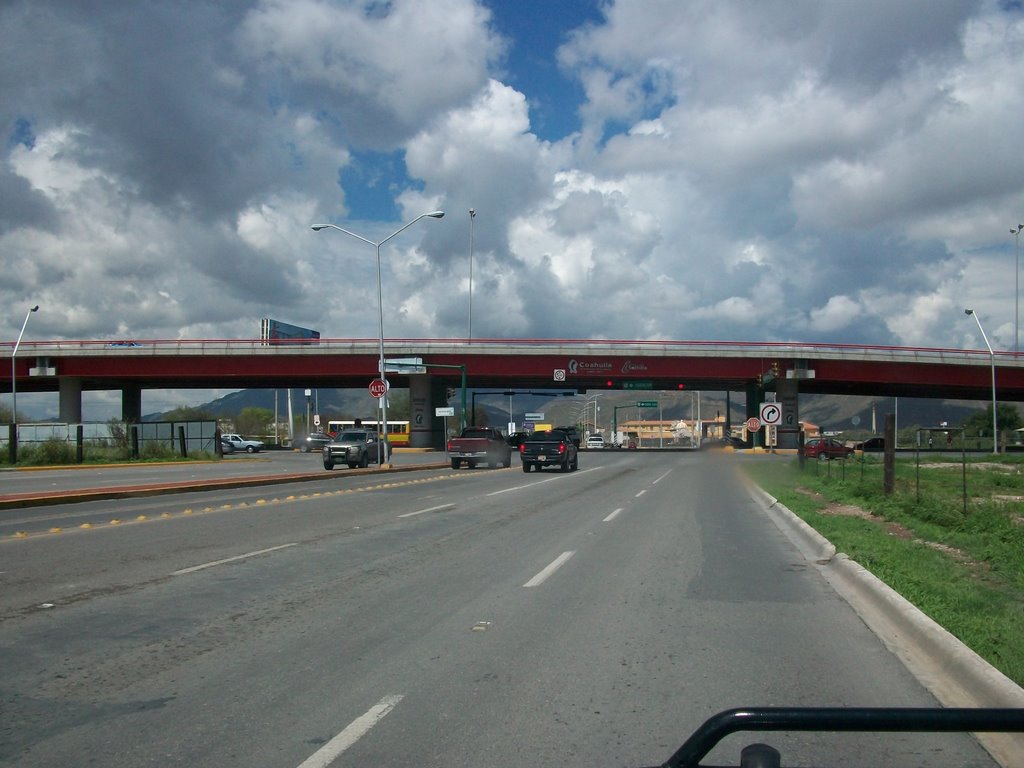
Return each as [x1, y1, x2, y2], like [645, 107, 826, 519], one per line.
[759, 402, 782, 426]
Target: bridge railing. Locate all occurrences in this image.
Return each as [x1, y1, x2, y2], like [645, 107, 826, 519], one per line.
[3, 337, 1020, 366]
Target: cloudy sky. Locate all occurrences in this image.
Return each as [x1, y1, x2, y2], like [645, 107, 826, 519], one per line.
[3, 0, 1024, 415]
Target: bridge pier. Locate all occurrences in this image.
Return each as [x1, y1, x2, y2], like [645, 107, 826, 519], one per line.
[408, 375, 449, 449]
[58, 377, 83, 423]
[122, 383, 142, 423]
[775, 377, 801, 449]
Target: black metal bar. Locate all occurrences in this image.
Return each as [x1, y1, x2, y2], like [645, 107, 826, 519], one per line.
[661, 707, 1024, 768]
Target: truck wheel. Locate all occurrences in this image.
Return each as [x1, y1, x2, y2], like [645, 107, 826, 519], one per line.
[503, 454, 511, 468]
[571, 455, 579, 471]
[359, 453, 369, 468]
[348, 462, 358, 469]
[247, 445, 256, 453]
[323, 460, 334, 470]
[451, 458, 461, 469]
[522, 462, 531, 473]
[468, 461, 477, 469]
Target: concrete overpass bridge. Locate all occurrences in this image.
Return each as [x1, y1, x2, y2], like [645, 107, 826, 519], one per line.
[7, 337, 1024, 448]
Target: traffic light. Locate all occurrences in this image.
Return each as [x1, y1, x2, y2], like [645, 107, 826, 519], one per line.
[770, 361, 780, 378]
[446, 387, 456, 401]
[606, 379, 614, 387]
[676, 383, 685, 390]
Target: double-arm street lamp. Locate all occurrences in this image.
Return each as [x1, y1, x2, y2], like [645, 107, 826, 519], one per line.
[964, 308, 998, 454]
[11, 304, 39, 428]
[312, 211, 444, 455]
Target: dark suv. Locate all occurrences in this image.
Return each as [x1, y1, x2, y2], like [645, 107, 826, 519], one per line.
[554, 425, 581, 447]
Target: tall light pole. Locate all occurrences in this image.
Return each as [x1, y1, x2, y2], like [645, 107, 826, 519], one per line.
[468, 208, 476, 344]
[1014, 224, 1023, 354]
[965, 308, 998, 454]
[11, 305, 39, 427]
[312, 211, 444, 458]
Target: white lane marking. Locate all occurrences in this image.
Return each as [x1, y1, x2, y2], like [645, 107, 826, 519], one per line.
[635, 489, 647, 498]
[296, 694, 404, 768]
[524, 551, 576, 587]
[653, 470, 672, 484]
[486, 467, 600, 496]
[171, 543, 297, 576]
[603, 508, 624, 522]
[398, 503, 456, 518]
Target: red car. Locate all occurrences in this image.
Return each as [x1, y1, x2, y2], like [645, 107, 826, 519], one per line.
[803, 437, 854, 460]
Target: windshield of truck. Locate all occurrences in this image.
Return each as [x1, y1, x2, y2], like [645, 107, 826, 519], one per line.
[337, 431, 369, 442]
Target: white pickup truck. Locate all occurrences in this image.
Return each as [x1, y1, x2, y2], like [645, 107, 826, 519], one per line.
[221, 433, 265, 453]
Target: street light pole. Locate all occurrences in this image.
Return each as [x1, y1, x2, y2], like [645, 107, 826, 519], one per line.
[468, 208, 476, 344]
[965, 308, 998, 454]
[11, 304, 39, 427]
[312, 211, 444, 461]
[1014, 224, 1023, 354]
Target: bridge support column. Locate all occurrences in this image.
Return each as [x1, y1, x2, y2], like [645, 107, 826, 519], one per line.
[58, 377, 83, 423]
[408, 375, 447, 449]
[122, 383, 142, 423]
[775, 378, 801, 449]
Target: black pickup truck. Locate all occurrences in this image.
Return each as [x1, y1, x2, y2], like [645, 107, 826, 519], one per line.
[519, 429, 579, 473]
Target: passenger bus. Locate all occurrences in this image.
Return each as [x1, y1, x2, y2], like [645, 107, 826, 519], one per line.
[326, 419, 411, 446]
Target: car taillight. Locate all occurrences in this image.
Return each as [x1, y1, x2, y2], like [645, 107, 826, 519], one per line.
[558, 443, 566, 454]
[446, 440, 453, 451]
[519, 444, 526, 454]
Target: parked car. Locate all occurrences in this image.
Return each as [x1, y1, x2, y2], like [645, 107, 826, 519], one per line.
[854, 436, 886, 452]
[220, 437, 235, 455]
[221, 433, 265, 453]
[299, 432, 333, 452]
[585, 435, 605, 449]
[804, 437, 854, 460]
[519, 429, 579, 473]
[322, 429, 390, 469]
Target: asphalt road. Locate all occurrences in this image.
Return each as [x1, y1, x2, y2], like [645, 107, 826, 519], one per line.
[0, 451, 997, 767]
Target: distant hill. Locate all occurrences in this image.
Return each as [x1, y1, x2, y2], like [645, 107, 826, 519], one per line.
[145, 387, 385, 422]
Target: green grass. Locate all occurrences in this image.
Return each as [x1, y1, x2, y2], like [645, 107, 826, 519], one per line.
[743, 456, 1024, 687]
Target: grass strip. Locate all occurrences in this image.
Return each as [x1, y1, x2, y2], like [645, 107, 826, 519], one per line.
[743, 457, 1024, 687]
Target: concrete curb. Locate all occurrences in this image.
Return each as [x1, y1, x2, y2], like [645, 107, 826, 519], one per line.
[747, 482, 1024, 766]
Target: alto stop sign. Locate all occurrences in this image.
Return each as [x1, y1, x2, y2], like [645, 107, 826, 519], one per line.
[746, 417, 762, 432]
[369, 378, 389, 398]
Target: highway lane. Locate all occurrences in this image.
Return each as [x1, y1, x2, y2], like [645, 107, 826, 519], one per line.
[0, 452, 996, 767]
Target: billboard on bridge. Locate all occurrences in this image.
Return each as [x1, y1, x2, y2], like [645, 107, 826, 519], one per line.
[260, 318, 321, 345]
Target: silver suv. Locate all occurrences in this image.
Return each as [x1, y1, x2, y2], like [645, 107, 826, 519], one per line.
[322, 429, 391, 469]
